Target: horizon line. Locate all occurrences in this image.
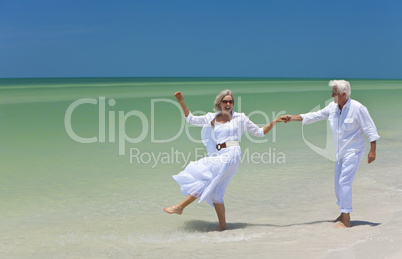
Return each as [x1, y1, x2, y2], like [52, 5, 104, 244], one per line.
[1, 76, 401, 80]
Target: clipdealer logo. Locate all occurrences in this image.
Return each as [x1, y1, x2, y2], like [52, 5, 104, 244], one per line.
[64, 96, 288, 166]
[301, 98, 336, 162]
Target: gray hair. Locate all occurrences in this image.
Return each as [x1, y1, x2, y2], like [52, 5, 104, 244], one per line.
[329, 80, 351, 98]
[213, 89, 234, 111]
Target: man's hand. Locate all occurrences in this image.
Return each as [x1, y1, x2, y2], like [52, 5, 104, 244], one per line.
[368, 141, 376, 163]
[283, 115, 302, 123]
[368, 150, 376, 163]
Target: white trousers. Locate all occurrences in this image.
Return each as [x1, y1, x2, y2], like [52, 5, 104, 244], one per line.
[334, 150, 365, 213]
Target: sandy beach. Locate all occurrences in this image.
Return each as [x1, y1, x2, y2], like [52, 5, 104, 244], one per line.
[1, 78, 401, 258]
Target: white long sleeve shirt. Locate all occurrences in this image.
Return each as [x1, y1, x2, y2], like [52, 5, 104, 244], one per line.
[300, 99, 380, 160]
[185, 111, 264, 155]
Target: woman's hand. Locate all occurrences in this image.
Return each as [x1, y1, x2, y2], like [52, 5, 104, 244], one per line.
[174, 91, 190, 117]
[263, 115, 287, 135]
[174, 91, 184, 103]
[275, 115, 288, 123]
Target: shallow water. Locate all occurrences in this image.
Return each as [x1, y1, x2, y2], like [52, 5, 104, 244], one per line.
[1, 78, 401, 258]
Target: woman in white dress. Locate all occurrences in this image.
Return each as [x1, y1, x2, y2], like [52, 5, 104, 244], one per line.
[163, 90, 286, 231]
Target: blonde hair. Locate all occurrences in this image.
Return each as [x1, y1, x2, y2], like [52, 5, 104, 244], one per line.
[213, 89, 234, 111]
[329, 80, 351, 98]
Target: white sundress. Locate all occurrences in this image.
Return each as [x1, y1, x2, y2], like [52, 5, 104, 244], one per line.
[172, 111, 265, 206]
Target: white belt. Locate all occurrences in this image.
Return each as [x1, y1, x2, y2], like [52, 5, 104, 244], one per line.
[216, 141, 239, 151]
[226, 141, 239, 147]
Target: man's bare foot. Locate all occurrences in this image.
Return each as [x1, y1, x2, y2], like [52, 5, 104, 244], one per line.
[332, 214, 343, 222]
[163, 206, 183, 215]
[334, 213, 351, 228]
[335, 221, 351, 228]
[213, 226, 227, 232]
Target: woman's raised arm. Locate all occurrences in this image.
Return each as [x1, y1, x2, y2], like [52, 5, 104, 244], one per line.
[174, 91, 190, 117]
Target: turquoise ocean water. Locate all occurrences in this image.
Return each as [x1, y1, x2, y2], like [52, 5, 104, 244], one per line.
[1, 78, 401, 258]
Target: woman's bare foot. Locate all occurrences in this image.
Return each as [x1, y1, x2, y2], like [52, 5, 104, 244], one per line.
[163, 206, 183, 215]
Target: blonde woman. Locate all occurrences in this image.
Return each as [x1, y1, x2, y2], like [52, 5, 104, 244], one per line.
[163, 90, 286, 231]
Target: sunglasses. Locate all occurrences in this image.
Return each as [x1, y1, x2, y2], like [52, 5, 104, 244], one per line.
[221, 100, 234, 104]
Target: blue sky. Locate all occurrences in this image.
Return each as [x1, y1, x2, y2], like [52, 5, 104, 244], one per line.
[1, 0, 401, 78]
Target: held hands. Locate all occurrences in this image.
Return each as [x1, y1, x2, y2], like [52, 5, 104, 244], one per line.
[275, 115, 289, 123]
[276, 115, 295, 123]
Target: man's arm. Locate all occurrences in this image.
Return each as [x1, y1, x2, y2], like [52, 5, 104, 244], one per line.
[286, 103, 332, 124]
[355, 106, 379, 164]
[284, 115, 303, 123]
[368, 141, 376, 163]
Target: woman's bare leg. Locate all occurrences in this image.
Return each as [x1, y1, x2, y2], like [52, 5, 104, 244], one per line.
[213, 203, 227, 231]
[163, 195, 197, 215]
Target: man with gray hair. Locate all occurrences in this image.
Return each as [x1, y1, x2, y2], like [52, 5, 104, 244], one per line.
[285, 80, 379, 228]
